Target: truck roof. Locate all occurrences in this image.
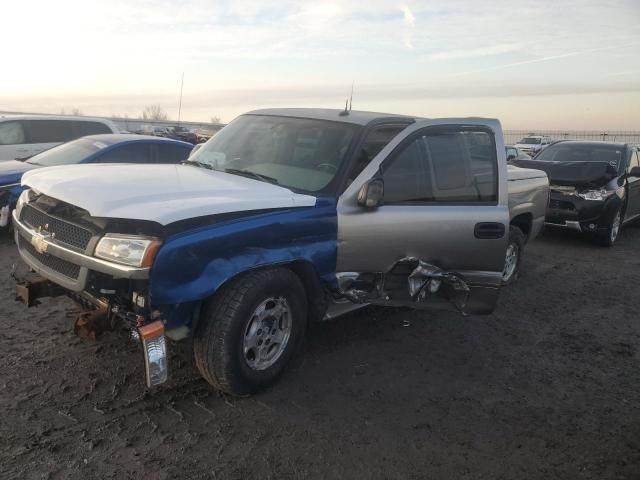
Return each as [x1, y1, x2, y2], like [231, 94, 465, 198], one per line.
[244, 108, 418, 126]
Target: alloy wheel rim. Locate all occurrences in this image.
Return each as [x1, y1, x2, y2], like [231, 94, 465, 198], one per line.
[502, 243, 519, 281]
[611, 211, 621, 243]
[243, 297, 292, 371]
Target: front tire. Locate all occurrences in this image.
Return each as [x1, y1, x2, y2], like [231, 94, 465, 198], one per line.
[599, 206, 623, 247]
[194, 268, 307, 395]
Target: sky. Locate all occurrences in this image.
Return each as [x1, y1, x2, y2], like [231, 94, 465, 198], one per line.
[1, 0, 639, 129]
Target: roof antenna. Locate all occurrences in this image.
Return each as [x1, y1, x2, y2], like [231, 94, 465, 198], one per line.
[339, 98, 349, 116]
[339, 81, 354, 116]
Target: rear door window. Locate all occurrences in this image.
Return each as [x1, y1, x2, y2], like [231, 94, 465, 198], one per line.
[26, 120, 74, 143]
[155, 143, 191, 163]
[97, 143, 153, 163]
[0, 121, 27, 145]
[74, 121, 112, 136]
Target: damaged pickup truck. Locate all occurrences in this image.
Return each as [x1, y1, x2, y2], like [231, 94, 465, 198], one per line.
[12, 109, 548, 395]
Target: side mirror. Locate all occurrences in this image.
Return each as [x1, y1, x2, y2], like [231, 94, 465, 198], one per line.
[507, 154, 516, 162]
[357, 178, 384, 208]
[629, 166, 640, 177]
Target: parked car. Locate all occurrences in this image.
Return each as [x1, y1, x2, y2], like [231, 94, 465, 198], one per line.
[167, 126, 198, 144]
[514, 135, 553, 157]
[12, 109, 548, 395]
[0, 115, 119, 161]
[151, 127, 171, 137]
[512, 140, 640, 246]
[194, 128, 217, 143]
[506, 145, 531, 162]
[0, 134, 193, 226]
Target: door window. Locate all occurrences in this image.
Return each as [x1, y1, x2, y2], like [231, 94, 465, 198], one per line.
[26, 120, 74, 143]
[0, 121, 26, 145]
[97, 143, 152, 163]
[74, 121, 112, 136]
[155, 143, 191, 163]
[381, 128, 498, 204]
[346, 124, 409, 183]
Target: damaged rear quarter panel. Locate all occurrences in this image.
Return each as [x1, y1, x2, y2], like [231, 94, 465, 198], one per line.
[148, 197, 337, 309]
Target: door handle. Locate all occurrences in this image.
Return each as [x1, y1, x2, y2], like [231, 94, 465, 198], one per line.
[474, 222, 505, 239]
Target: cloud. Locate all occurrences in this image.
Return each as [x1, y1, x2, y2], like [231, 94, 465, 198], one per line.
[454, 41, 640, 76]
[426, 43, 522, 61]
[401, 5, 415, 48]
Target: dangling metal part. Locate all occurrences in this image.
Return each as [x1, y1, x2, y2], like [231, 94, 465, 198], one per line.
[336, 257, 470, 312]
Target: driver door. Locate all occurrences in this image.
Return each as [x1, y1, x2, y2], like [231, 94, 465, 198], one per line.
[336, 119, 509, 315]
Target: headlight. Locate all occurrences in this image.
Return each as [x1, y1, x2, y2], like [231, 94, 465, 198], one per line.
[577, 189, 615, 201]
[15, 188, 35, 216]
[94, 235, 161, 267]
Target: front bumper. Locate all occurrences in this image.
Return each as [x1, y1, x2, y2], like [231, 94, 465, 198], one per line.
[13, 209, 149, 292]
[544, 190, 621, 233]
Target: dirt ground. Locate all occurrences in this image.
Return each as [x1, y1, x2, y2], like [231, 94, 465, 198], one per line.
[1, 225, 639, 480]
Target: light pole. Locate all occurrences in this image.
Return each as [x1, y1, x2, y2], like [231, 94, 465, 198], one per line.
[178, 72, 184, 123]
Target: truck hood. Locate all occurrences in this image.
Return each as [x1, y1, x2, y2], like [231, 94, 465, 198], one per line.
[511, 159, 617, 188]
[0, 160, 40, 186]
[21, 164, 318, 225]
[514, 143, 541, 150]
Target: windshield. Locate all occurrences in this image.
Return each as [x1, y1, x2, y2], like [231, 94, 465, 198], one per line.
[535, 143, 623, 167]
[518, 137, 542, 144]
[26, 138, 106, 166]
[187, 114, 359, 193]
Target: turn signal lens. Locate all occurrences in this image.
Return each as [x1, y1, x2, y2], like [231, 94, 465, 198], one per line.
[139, 320, 168, 387]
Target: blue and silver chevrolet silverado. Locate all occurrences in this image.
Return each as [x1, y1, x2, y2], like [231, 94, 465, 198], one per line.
[12, 109, 548, 395]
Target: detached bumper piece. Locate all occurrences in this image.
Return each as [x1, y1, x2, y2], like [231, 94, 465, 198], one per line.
[139, 320, 168, 387]
[14, 272, 66, 307]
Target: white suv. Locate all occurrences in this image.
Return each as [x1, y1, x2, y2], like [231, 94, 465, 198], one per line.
[0, 115, 119, 161]
[514, 135, 553, 157]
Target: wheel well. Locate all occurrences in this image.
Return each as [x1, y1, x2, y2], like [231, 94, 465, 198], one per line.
[204, 261, 329, 325]
[285, 261, 329, 323]
[510, 213, 532, 240]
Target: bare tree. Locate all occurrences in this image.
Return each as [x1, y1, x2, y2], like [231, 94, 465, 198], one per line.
[210, 116, 221, 124]
[59, 107, 83, 116]
[141, 105, 169, 121]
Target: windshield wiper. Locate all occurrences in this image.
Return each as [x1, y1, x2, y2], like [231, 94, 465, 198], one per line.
[182, 160, 214, 170]
[224, 168, 279, 185]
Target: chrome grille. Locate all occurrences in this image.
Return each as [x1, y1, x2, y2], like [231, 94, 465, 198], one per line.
[18, 236, 81, 280]
[20, 204, 93, 251]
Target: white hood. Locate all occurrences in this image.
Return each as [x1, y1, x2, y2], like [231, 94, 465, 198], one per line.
[21, 164, 317, 225]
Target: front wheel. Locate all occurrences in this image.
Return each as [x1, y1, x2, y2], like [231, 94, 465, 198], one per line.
[599, 207, 623, 247]
[194, 268, 307, 395]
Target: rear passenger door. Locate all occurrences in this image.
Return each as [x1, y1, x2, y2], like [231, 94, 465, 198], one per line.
[336, 119, 509, 315]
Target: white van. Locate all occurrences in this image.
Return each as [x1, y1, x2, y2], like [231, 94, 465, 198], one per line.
[0, 115, 120, 161]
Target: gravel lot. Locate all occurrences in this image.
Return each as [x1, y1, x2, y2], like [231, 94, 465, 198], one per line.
[1, 225, 639, 480]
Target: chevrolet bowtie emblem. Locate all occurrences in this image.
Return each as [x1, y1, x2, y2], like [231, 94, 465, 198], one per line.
[31, 232, 50, 254]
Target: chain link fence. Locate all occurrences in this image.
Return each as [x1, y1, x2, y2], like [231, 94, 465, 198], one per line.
[504, 130, 640, 145]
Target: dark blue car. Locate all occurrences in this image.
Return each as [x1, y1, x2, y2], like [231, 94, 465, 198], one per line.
[0, 134, 193, 213]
